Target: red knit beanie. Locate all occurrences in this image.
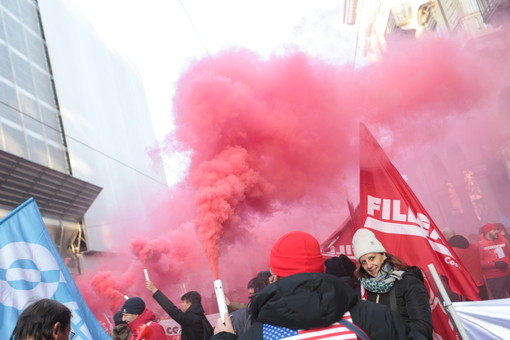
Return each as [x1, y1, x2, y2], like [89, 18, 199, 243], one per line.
[482, 223, 497, 235]
[269, 231, 325, 278]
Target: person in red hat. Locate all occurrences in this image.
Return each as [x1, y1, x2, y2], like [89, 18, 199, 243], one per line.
[212, 231, 406, 340]
[479, 223, 510, 299]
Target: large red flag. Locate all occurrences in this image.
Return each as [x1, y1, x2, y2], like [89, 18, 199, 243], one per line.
[359, 123, 479, 339]
[321, 202, 359, 260]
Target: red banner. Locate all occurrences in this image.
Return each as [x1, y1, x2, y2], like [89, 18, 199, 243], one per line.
[321, 202, 358, 260]
[359, 123, 479, 339]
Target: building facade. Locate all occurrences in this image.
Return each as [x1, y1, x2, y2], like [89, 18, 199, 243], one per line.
[0, 0, 168, 273]
[347, 0, 510, 234]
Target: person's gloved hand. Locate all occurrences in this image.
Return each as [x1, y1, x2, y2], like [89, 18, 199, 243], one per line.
[495, 261, 508, 270]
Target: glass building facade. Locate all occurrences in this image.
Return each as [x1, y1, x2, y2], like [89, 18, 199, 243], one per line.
[0, 0, 69, 174]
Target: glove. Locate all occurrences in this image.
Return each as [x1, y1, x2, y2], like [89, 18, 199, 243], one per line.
[495, 261, 508, 270]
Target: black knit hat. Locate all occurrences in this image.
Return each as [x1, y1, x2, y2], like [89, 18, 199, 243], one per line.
[113, 311, 126, 326]
[448, 235, 470, 249]
[324, 254, 356, 278]
[121, 297, 145, 315]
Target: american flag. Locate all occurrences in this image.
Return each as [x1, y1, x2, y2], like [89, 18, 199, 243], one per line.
[262, 312, 358, 340]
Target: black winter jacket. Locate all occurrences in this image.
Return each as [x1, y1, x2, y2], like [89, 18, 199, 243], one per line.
[152, 290, 213, 340]
[365, 266, 433, 340]
[213, 272, 406, 340]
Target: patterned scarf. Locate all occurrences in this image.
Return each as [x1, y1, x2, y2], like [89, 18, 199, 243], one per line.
[360, 263, 405, 294]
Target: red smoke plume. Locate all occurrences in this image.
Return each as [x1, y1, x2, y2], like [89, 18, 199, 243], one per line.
[131, 236, 172, 265]
[170, 35, 495, 278]
[77, 29, 510, 326]
[192, 146, 274, 278]
[90, 272, 128, 312]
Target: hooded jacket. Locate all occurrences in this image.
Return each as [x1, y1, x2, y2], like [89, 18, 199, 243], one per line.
[126, 308, 166, 340]
[479, 233, 510, 279]
[152, 290, 213, 340]
[449, 235, 485, 287]
[214, 273, 406, 340]
[364, 266, 432, 340]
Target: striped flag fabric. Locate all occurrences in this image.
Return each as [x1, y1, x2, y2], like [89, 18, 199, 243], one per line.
[262, 312, 358, 340]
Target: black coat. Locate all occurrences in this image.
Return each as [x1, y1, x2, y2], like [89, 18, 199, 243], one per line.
[214, 272, 406, 340]
[152, 290, 212, 340]
[365, 266, 433, 340]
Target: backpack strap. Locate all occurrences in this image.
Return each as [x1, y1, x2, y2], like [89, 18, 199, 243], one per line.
[339, 319, 371, 340]
[389, 287, 397, 313]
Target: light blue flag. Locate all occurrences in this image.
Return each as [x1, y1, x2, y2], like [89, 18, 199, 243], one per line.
[0, 197, 110, 340]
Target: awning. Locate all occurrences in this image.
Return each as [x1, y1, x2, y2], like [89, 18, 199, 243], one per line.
[0, 149, 102, 221]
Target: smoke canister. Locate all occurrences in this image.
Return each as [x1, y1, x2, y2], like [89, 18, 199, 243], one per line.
[214, 279, 228, 323]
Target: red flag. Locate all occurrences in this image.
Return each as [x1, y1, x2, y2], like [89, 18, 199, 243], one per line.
[359, 123, 479, 339]
[321, 202, 359, 260]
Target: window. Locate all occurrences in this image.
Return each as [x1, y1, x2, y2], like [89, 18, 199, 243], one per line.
[2, 122, 28, 157]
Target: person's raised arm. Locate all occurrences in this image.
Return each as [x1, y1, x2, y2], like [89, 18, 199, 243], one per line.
[145, 280, 158, 294]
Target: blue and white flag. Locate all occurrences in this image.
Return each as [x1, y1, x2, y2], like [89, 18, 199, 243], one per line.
[0, 197, 110, 340]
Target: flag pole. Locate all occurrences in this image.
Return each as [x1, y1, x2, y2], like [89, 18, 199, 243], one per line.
[346, 199, 359, 229]
[427, 264, 469, 340]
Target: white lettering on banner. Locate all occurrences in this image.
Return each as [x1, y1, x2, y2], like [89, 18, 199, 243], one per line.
[444, 256, 460, 269]
[321, 245, 355, 259]
[322, 246, 336, 256]
[364, 217, 454, 259]
[483, 244, 506, 251]
[159, 314, 218, 337]
[367, 195, 432, 233]
[366, 195, 450, 240]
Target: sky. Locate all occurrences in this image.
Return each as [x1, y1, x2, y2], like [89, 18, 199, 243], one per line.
[67, 0, 362, 185]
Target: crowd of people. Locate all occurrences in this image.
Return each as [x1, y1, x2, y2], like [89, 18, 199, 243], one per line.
[442, 222, 510, 301]
[8, 221, 510, 340]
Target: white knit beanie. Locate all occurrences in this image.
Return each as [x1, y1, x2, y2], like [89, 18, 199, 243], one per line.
[352, 228, 386, 261]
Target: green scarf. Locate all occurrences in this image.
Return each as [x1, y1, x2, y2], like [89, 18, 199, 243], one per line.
[360, 263, 405, 294]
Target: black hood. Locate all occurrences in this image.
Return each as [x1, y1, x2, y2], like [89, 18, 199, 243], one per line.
[448, 235, 470, 249]
[250, 272, 357, 330]
[187, 302, 205, 315]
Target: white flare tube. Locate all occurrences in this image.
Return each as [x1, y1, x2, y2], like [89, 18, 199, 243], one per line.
[144, 268, 150, 281]
[214, 279, 228, 323]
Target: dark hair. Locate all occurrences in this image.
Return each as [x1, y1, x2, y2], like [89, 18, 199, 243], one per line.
[181, 291, 201, 305]
[10, 298, 72, 340]
[355, 253, 406, 279]
[113, 311, 126, 326]
[111, 324, 132, 340]
[247, 271, 271, 294]
[256, 271, 271, 286]
[247, 278, 258, 289]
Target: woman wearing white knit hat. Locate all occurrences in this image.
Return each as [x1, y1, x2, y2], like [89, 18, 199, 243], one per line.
[352, 228, 432, 340]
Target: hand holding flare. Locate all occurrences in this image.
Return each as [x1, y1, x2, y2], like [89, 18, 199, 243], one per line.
[214, 313, 234, 335]
[145, 279, 158, 294]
